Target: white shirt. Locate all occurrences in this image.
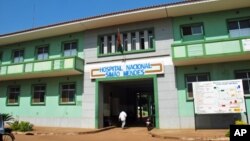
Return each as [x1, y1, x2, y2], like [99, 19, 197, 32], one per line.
[119, 111, 127, 121]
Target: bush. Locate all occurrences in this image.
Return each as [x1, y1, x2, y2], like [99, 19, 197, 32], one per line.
[9, 120, 33, 132]
[19, 121, 33, 132]
[235, 120, 247, 125]
[10, 121, 19, 131]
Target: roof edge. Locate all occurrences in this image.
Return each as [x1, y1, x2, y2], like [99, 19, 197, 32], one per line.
[0, 0, 205, 37]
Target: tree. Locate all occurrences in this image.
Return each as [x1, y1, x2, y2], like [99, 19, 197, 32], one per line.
[1, 113, 14, 123]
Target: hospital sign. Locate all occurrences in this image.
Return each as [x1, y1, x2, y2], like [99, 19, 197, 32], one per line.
[90, 62, 164, 79]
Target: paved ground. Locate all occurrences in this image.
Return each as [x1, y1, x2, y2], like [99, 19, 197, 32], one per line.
[12, 126, 230, 141]
[14, 127, 165, 141]
[150, 129, 229, 140]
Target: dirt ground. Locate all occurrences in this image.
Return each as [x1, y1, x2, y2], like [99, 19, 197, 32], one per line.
[14, 128, 170, 141]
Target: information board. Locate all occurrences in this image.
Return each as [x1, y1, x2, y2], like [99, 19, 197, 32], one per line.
[242, 39, 250, 51]
[193, 79, 246, 114]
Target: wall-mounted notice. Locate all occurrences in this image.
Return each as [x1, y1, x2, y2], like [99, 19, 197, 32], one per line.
[193, 79, 246, 114]
[242, 39, 250, 51]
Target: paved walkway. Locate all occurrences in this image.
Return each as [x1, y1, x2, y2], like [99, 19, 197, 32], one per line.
[13, 126, 115, 136]
[150, 129, 229, 140]
[14, 126, 230, 140]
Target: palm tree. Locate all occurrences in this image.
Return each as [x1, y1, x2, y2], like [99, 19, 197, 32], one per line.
[1, 114, 14, 123]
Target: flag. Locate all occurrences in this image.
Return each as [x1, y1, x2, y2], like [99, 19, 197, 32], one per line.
[117, 28, 123, 53]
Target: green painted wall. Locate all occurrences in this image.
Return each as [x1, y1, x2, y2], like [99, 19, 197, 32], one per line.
[173, 8, 250, 43]
[0, 32, 84, 65]
[0, 31, 84, 122]
[0, 75, 83, 118]
[176, 60, 250, 117]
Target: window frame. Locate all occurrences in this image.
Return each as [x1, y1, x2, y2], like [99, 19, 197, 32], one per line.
[107, 36, 112, 53]
[31, 84, 46, 105]
[148, 30, 154, 49]
[185, 73, 210, 100]
[123, 34, 128, 51]
[99, 37, 104, 54]
[59, 82, 76, 105]
[97, 28, 155, 57]
[6, 85, 20, 106]
[62, 40, 78, 57]
[227, 17, 250, 38]
[180, 23, 204, 37]
[139, 31, 145, 50]
[36, 45, 49, 61]
[0, 51, 2, 64]
[131, 32, 136, 51]
[234, 69, 250, 96]
[12, 49, 24, 64]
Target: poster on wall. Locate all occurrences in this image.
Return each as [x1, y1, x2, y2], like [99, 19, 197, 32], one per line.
[242, 39, 250, 51]
[193, 79, 246, 114]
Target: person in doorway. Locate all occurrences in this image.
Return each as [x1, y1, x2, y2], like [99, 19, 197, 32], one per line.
[118, 111, 127, 129]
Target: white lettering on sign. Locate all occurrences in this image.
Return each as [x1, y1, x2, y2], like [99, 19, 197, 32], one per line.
[234, 129, 247, 136]
[90, 62, 163, 79]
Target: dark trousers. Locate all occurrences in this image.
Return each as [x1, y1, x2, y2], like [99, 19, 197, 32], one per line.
[0, 134, 3, 141]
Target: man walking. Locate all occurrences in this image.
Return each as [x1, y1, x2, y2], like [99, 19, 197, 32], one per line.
[118, 111, 127, 129]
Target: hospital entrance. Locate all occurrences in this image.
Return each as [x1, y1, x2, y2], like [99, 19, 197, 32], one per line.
[97, 77, 155, 128]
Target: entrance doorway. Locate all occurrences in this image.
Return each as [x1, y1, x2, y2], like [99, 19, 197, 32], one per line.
[97, 77, 156, 128]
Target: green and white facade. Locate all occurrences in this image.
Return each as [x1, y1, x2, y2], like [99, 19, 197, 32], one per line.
[172, 4, 250, 128]
[1, 0, 250, 129]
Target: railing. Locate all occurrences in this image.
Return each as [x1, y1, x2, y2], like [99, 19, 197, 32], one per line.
[0, 56, 84, 80]
[172, 36, 250, 65]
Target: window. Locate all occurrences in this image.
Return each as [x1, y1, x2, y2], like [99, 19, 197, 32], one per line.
[131, 32, 136, 50]
[98, 29, 154, 55]
[7, 86, 20, 105]
[32, 85, 46, 104]
[13, 50, 24, 63]
[228, 18, 250, 37]
[235, 70, 250, 95]
[60, 83, 75, 104]
[108, 36, 112, 53]
[0, 52, 2, 64]
[139, 31, 145, 50]
[123, 34, 128, 51]
[63, 41, 77, 57]
[185, 73, 210, 99]
[181, 24, 203, 36]
[148, 30, 154, 49]
[37, 46, 49, 60]
[99, 37, 104, 54]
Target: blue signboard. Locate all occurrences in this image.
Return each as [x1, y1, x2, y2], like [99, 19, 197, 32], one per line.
[91, 62, 164, 79]
[99, 63, 151, 77]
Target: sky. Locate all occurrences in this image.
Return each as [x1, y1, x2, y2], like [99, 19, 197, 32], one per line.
[0, 0, 182, 35]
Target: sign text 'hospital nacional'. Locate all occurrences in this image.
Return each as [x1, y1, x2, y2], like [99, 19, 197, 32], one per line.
[90, 62, 164, 79]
